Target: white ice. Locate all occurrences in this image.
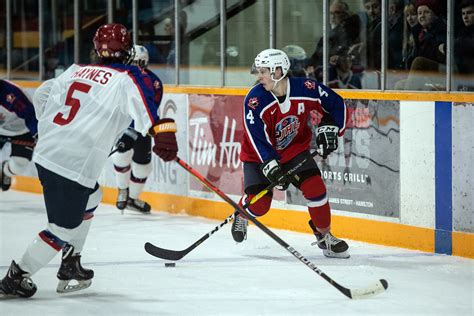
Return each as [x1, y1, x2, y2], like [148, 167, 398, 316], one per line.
[1, 190, 473, 315]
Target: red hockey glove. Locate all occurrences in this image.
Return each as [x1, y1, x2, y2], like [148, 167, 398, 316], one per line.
[150, 118, 178, 162]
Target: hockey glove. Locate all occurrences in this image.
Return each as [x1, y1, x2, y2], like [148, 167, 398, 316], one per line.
[151, 118, 178, 162]
[116, 128, 138, 153]
[261, 159, 290, 191]
[316, 124, 339, 159]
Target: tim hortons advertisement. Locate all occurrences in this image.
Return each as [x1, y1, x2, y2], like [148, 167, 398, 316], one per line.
[188, 94, 245, 196]
[287, 99, 401, 217]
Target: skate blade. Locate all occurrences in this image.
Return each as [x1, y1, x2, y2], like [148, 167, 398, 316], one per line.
[323, 249, 350, 259]
[56, 279, 92, 294]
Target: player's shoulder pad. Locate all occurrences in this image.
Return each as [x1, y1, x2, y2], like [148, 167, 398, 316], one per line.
[244, 84, 274, 113]
[289, 77, 319, 96]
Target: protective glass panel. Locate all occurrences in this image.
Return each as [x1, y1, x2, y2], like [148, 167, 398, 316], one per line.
[137, 0, 175, 84]
[42, 1, 75, 79]
[11, 0, 39, 80]
[78, 0, 107, 64]
[453, 2, 474, 91]
[225, 0, 269, 87]
[0, 0, 5, 77]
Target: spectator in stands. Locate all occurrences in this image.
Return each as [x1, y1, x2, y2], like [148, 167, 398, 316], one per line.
[395, 0, 447, 90]
[453, 0, 474, 90]
[401, 2, 419, 69]
[351, 0, 381, 71]
[316, 47, 362, 89]
[281, 45, 309, 78]
[388, 0, 404, 70]
[308, 0, 360, 72]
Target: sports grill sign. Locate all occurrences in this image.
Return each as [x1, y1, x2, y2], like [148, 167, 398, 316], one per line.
[288, 99, 401, 218]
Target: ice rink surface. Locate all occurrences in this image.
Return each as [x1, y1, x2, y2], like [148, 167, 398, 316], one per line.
[0, 190, 473, 316]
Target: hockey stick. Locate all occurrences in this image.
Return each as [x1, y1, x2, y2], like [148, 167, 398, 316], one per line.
[145, 155, 388, 299]
[145, 151, 318, 261]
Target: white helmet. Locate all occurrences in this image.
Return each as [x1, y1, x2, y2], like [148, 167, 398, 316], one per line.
[132, 45, 149, 68]
[253, 48, 291, 81]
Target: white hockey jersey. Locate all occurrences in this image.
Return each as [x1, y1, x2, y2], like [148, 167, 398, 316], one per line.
[33, 63, 160, 188]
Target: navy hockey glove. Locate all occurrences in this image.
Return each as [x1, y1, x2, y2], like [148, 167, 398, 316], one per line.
[261, 159, 290, 191]
[116, 128, 138, 153]
[151, 118, 178, 162]
[316, 124, 339, 159]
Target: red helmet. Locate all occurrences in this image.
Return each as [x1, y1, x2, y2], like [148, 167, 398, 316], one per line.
[93, 23, 133, 61]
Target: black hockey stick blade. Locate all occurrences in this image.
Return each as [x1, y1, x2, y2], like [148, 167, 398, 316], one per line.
[144, 212, 236, 260]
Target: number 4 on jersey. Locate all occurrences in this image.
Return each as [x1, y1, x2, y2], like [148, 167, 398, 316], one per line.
[246, 110, 255, 124]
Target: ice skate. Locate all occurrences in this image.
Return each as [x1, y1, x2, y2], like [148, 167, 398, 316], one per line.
[231, 213, 248, 243]
[116, 188, 129, 210]
[0, 260, 37, 298]
[127, 198, 151, 213]
[1, 161, 11, 191]
[56, 245, 94, 294]
[309, 220, 350, 259]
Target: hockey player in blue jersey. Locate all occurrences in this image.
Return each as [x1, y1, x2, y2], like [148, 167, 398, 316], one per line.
[232, 48, 350, 259]
[113, 45, 163, 214]
[0, 80, 38, 191]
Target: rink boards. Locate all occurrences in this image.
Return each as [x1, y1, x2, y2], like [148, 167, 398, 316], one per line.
[7, 82, 474, 259]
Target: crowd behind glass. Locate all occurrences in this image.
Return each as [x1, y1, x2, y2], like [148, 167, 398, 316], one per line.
[0, 0, 472, 92]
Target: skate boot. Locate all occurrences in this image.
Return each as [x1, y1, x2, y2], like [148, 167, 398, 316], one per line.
[231, 213, 248, 243]
[0, 260, 37, 298]
[127, 198, 151, 213]
[56, 245, 94, 294]
[1, 161, 11, 191]
[309, 220, 350, 259]
[116, 188, 129, 210]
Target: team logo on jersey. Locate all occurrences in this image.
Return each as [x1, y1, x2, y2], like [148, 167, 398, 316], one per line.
[275, 115, 300, 150]
[304, 80, 316, 90]
[6, 93, 15, 104]
[248, 97, 259, 110]
[154, 80, 161, 90]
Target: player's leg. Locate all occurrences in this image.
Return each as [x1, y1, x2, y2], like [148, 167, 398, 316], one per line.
[291, 151, 349, 258]
[231, 162, 273, 243]
[112, 148, 133, 210]
[127, 135, 152, 213]
[57, 183, 102, 293]
[1, 133, 35, 191]
[0, 164, 92, 297]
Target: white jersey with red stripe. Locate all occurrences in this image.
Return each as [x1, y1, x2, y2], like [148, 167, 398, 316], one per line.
[240, 77, 347, 164]
[33, 63, 160, 188]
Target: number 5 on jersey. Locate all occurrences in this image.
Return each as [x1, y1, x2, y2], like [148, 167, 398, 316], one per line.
[53, 82, 91, 126]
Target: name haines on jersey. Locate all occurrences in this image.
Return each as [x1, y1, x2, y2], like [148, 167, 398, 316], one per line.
[33, 63, 159, 188]
[240, 77, 346, 164]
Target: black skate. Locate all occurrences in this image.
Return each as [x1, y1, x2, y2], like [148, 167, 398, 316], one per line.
[231, 213, 248, 243]
[56, 245, 94, 294]
[0, 260, 37, 298]
[127, 198, 151, 213]
[309, 220, 350, 259]
[1, 161, 11, 191]
[116, 188, 129, 210]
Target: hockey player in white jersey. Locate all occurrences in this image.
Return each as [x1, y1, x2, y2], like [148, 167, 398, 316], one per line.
[113, 45, 159, 214]
[0, 23, 178, 298]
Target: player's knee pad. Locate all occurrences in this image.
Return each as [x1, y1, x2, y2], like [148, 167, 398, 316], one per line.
[300, 175, 327, 204]
[242, 193, 273, 217]
[85, 185, 102, 214]
[7, 156, 30, 175]
[112, 150, 133, 169]
[131, 161, 152, 181]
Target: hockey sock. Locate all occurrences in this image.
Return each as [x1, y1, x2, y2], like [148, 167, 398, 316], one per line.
[300, 176, 331, 234]
[129, 162, 151, 199]
[240, 193, 273, 217]
[6, 156, 30, 175]
[19, 229, 67, 275]
[113, 151, 133, 189]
